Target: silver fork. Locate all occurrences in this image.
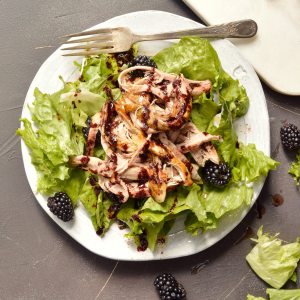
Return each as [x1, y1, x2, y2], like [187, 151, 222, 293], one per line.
[61, 19, 257, 56]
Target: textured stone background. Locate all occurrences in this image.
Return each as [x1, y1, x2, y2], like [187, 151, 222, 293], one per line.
[1, 1, 300, 299]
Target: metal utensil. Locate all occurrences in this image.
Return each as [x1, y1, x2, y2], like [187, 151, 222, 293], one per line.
[61, 19, 257, 56]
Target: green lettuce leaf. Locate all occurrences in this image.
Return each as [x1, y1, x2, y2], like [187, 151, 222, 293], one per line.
[202, 184, 253, 219]
[246, 227, 300, 289]
[209, 107, 237, 163]
[17, 52, 121, 203]
[289, 151, 300, 185]
[79, 55, 119, 92]
[78, 178, 113, 234]
[247, 295, 266, 300]
[191, 98, 221, 131]
[17, 87, 87, 204]
[232, 143, 280, 183]
[184, 212, 217, 236]
[153, 37, 249, 119]
[266, 289, 300, 300]
[218, 71, 249, 118]
[60, 89, 107, 116]
[153, 37, 222, 83]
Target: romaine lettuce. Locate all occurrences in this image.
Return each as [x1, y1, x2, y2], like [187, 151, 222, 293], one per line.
[246, 227, 300, 289]
[247, 295, 266, 300]
[232, 143, 280, 183]
[153, 37, 249, 119]
[266, 288, 300, 300]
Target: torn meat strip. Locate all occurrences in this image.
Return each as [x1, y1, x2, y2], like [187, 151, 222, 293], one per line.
[71, 65, 219, 203]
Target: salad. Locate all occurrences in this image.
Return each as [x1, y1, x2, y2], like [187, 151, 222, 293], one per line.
[17, 37, 279, 251]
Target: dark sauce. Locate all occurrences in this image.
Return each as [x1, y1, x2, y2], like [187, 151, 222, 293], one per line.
[96, 227, 104, 236]
[134, 198, 146, 209]
[80, 156, 90, 165]
[116, 219, 128, 230]
[122, 144, 128, 152]
[234, 226, 254, 245]
[139, 141, 150, 162]
[104, 101, 118, 151]
[132, 214, 142, 223]
[185, 160, 193, 172]
[137, 230, 148, 252]
[191, 260, 210, 275]
[255, 200, 266, 219]
[103, 85, 114, 101]
[140, 106, 150, 131]
[106, 60, 112, 69]
[112, 48, 134, 68]
[138, 168, 149, 183]
[79, 74, 85, 82]
[157, 237, 165, 244]
[89, 176, 102, 197]
[169, 198, 178, 213]
[272, 194, 284, 207]
[111, 153, 117, 165]
[146, 69, 155, 92]
[108, 203, 121, 219]
[107, 191, 121, 202]
[107, 75, 118, 87]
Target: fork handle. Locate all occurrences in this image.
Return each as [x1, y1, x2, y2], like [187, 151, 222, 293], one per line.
[133, 19, 257, 42]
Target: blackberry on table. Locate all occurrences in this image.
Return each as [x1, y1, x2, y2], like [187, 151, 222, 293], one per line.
[154, 273, 186, 300]
[202, 161, 231, 187]
[280, 123, 300, 150]
[47, 192, 74, 222]
[128, 55, 157, 79]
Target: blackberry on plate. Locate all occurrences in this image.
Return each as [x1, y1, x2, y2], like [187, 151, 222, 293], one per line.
[154, 273, 186, 300]
[47, 192, 74, 222]
[128, 55, 157, 79]
[202, 160, 231, 187]
[280, 123, 300, 150]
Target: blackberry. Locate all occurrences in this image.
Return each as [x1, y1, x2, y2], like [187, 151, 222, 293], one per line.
[47, 192, 74, 222]
[128, 55, 157, 79]
[202, 161, 231, 187]
[82, 117, 101, 145]
[154, 273, 186, 300]
[280, 123, 300, 150]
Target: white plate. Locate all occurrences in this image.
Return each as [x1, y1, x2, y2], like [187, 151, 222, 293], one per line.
[21, 11, 269, 261]
[183, 0, 300, 96]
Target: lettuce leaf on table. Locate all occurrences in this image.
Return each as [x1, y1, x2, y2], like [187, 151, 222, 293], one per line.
[289, 151, 300, 185]
[247, 289, 300, 300]
[247, 295, 266, 300]
[246, 227, 300, 289]
[266, 289, 300, 300]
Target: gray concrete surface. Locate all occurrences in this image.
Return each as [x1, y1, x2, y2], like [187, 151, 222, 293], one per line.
[1, 0, 300, 299]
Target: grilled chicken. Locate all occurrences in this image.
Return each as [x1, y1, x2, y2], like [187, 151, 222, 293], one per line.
[72, 65, 218, 203]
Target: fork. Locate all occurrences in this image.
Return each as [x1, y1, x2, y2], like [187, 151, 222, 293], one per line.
[61, 19, 257, 56]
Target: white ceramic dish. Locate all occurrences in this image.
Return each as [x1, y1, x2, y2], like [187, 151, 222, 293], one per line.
[20, 11, 269, 261]
[183, 0, 300, 96]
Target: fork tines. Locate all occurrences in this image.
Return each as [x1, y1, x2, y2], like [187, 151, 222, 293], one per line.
[60, 27, 115, 56]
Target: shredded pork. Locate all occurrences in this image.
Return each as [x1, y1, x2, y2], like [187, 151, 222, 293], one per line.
[70, 66, 220, 202]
